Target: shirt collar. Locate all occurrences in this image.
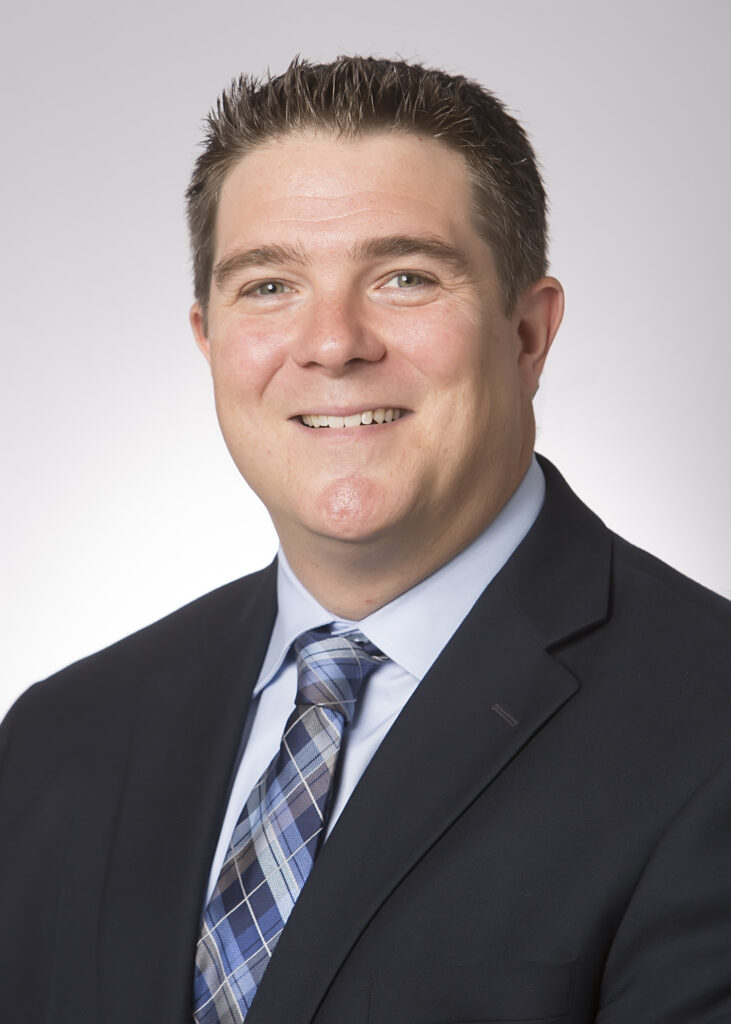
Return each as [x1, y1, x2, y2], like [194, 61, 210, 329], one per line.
[255, 456, 545, 692]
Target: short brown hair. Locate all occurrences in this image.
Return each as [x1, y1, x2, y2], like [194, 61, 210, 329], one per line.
[185, 56, 548, 321]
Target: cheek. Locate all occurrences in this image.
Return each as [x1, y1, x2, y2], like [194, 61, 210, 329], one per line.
[211, 319, 290, 396]
[387, 307, 485, 385]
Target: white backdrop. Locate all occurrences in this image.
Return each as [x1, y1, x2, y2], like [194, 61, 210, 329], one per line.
[2, 0, 729, 718]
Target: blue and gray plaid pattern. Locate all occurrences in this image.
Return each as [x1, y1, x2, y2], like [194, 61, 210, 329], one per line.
[192, 627, 386, 1023]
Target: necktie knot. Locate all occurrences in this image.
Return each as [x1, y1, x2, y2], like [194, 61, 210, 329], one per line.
[293, 627, 386, 725]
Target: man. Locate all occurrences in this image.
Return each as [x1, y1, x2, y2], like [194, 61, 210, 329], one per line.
[1, 56, 730, 1024]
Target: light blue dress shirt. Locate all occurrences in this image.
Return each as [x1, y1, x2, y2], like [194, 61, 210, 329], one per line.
[205, 457, 545, 901]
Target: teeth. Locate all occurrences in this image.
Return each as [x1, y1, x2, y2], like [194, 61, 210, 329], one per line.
[300, 408, 403, 428]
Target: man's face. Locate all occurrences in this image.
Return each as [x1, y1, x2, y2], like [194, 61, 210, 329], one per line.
[192, 130, 558, 570]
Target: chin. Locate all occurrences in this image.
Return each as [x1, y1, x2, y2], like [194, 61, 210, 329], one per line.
[304, 477, 407, 545]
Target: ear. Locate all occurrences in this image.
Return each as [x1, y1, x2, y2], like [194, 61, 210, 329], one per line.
[514, 277, 564, 396]
[190, 302, 212, 366]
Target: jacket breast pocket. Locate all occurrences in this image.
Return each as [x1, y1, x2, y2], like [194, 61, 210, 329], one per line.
[369, 957, 576, 1023]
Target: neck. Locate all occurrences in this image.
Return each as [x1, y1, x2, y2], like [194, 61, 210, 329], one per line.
[282, 538, 434, 620]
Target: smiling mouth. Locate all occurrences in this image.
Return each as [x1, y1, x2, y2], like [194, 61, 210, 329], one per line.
[299, 408, 405, 428]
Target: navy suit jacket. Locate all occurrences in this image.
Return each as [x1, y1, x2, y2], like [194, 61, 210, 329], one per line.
[2, 457, 731, 1023]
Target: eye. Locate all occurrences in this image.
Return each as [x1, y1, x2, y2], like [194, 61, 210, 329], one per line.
[376, 270, 438, 305]
[241, 280, 293, 297]
[382, 272, 432, 289]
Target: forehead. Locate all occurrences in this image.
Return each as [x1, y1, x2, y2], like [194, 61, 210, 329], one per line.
[214, 130, 481, 259]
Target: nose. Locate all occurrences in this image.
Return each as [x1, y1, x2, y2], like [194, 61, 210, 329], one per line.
[292, 294, 386, 375]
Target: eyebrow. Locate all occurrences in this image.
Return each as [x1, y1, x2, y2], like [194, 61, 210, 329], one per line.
[213, 234, 471, 288]
[348, 235, 471, 276]
[213, 243, 308, 287]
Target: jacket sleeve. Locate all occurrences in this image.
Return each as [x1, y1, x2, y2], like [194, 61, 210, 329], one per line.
[597, 751, 731, 1022]
[0, 688, 74, 1020]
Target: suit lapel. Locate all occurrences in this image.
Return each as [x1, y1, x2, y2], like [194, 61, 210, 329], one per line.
[97, 563, 278, 1024]
[249, 584, 580, 1023]
[248, 458, 612, 1024]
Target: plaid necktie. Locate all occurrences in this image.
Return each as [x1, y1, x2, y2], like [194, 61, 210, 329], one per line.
[193, 627, 386, 1024]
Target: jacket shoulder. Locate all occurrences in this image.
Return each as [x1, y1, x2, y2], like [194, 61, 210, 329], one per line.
[612, 532, 731, 635]
[4, 563, 277, 729]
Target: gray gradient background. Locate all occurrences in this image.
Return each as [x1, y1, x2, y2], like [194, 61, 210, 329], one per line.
[2, 0, 729, 718]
